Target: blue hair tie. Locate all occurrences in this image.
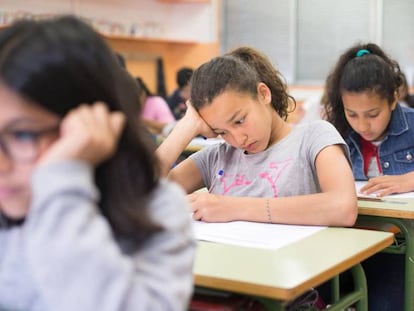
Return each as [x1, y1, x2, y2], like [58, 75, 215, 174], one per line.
[356, 49, 370, 57]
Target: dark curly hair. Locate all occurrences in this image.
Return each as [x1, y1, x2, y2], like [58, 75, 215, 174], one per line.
[324, 42, 402, 137]
[190, 46, 295, 120]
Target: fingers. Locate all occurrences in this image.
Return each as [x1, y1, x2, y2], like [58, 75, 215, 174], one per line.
[78, 102, 125, 154]
[188, 192, 205, 221]
[376, 188, 394, 197]
[183, 101, 217, 138]
[187, 192, 223, 222]
[110, 111, 126, 139]
[192, 210, 203, 221]
[92, 103, 125, 138]
[360, 176, 400, 197]
[89, 103, 126, 163]
[187, 193, 198, 213]
[39, 102, 126, 166]
[360, 183, 380, 195]
[360, 176, 386, 193]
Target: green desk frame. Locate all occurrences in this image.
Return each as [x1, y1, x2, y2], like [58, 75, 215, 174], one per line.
[358, 215, 414, 311]
[256, 263, 368, 310]
[194, 227, 393, 311]
[196, 264, 367, 311]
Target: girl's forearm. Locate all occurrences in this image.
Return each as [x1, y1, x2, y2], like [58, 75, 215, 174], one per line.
[228, 192, 357, 227]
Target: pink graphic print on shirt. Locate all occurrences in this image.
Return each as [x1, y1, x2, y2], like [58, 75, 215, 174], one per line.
[218, 174, 252, 195]
[215, 158, 293, 196]
[259, 159, 292, 197]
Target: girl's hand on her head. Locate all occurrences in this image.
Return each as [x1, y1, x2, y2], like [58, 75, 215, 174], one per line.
[184, 101, 217, 138]
[360, 174, 414, 197]
[37, 102, 125, 167]
[188, 192, 234, 222]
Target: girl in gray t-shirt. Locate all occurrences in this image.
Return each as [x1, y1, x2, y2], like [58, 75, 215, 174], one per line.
[157, 46, 357, 227]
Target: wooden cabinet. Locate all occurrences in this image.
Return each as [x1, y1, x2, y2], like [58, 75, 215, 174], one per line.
[104, 34, 218, 95]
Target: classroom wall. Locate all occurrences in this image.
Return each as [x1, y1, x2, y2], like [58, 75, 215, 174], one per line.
[0, 0, 220, 95]
[106, 37, 219, 95]
[222, 0, 414, 88]
[2, 0, 412, 98]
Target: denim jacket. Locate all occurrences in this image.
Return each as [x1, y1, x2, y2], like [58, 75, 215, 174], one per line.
[346, 104, 414, 180]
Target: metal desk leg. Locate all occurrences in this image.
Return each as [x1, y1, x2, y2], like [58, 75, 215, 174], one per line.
[327, 264, 367, 311]
[352, 263, 368, 311]
[331, 274, 340, 303]
[197, 261, 369, 311]
[358, 216, 414, 311]
[386, 218, 414, 311]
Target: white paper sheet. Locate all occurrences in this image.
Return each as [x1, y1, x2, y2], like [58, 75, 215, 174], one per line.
[355, 181, 414, 199]
[193, 220, 326, 250]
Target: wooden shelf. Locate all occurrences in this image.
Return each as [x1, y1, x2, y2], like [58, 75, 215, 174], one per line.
[0, 24, 201, 44]
[100, 33, 199, 45]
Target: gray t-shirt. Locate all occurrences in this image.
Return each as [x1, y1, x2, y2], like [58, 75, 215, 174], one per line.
[190, 120, 349, 198]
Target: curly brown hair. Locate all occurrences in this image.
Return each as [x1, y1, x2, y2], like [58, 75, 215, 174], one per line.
[190, 46, 295, 120]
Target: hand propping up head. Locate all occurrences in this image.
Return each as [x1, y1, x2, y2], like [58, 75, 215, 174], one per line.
[38, 102, 125, 167]
[184, 100, 217, 139]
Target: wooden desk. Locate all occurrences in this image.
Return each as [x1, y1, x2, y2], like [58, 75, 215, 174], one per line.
[194, 227, 393, 310]
[358, 198, 414, 219]
[155, 135, 223, 155]
[358, 198, 414, 311]
[183, 137, 223, 154]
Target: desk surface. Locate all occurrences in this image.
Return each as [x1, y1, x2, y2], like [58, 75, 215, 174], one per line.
[185, 137, 223, 153]
[155, 135, 223, 153]
[358, 198, 414, 219]
[193, 227, 393, 301]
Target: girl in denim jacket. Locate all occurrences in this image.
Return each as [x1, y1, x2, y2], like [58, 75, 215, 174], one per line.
[325, 42, 414, 197]
[324, 42, 412, 311]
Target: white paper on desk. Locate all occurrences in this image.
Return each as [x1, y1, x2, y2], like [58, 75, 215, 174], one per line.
[355, 181, 414, 199]
[193, 220, 326, 250]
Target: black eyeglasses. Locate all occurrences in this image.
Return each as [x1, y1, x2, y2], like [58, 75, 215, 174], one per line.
[0, 125, 59, 162]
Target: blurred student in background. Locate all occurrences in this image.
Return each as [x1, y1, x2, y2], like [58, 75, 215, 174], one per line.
[136, 77, 176, 136]
[167, 67, 193, 120]
[0, 16, 195, 311]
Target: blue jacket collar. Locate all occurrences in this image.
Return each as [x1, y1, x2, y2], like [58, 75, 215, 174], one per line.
[387, 103, 409, 136]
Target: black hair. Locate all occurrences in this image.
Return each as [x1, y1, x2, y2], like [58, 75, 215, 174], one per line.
[0, 16, 161, 240]
[324, 42, 402, 137]
[176, 67, 193, 89]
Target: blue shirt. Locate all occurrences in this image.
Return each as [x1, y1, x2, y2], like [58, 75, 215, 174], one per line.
[347, 104, 414, 180]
